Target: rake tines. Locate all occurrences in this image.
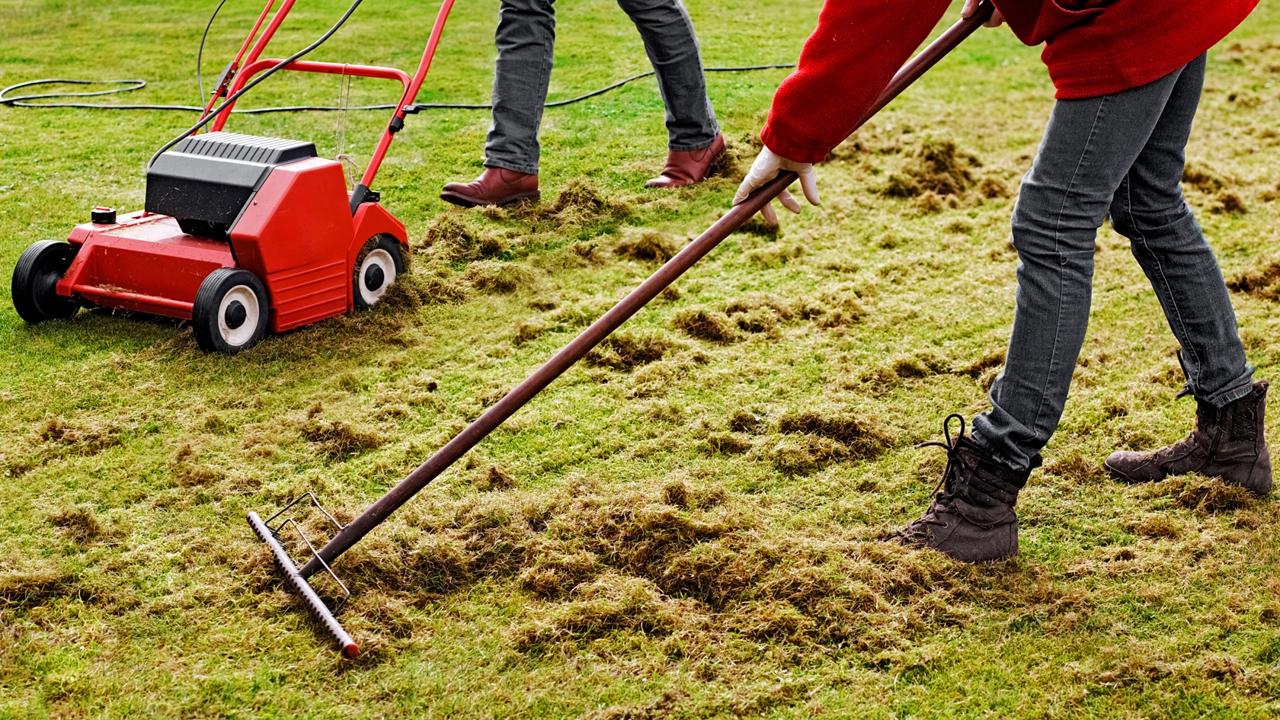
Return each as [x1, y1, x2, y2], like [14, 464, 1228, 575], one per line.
[248, 493, 359, 658]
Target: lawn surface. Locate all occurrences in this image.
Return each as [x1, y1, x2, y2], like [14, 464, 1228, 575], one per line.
[2, 1, 1279, 718]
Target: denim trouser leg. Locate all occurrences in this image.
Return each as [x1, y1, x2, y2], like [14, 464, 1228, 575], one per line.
[971, 54, 1253, 472]
[484, 0, 556, 175]
[616, 0, 720, 150]
[1109, 57, 1254, 408]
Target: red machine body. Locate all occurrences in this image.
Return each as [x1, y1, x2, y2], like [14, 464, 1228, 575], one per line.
[12, 0, 457, 353]
[58, 158, 407, 332]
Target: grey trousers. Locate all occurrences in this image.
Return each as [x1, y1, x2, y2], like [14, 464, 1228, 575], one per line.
[972, 54, 1255, 472]
[484, 0, 720, 174]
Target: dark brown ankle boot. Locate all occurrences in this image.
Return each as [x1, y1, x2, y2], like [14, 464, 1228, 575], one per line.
[440, 167, 539, 208]
[1105, 381, 1272, 496]
[645, 134, 725, 189]
[894, 415, 1031, 563]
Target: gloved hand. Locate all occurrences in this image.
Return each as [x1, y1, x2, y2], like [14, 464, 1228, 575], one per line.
[962, 0, 1006, 27]
[732, 146, 820, 227]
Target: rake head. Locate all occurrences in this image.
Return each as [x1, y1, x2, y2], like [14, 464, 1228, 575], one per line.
[248, 493, 359, 658]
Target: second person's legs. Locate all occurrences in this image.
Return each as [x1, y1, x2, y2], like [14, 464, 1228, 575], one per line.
[484, 0, 557, 175]
[617, 0, 724, 188]
[616, 0, 719, 151]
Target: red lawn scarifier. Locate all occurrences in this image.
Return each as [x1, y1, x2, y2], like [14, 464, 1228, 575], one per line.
[11, 0, 456, 353]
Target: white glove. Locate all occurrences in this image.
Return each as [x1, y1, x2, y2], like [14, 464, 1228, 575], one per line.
[732, 147, 820, 227]
[962, 0, 1006, 26]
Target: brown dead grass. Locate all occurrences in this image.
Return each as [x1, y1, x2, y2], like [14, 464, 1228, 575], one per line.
[671, 309, 739, 343]
[615, 230, 680, 264]
[301, 420, 384, 459]
[377, 270, 469, 312]
[463, 261, 535, 294]
[48, 506, 104, 544]
[883, 139, 979, 198]
[299, 479, 1082, 678]
[1226, 259, 1280, 302]
[585, 333, 678, 372]
[37, 416, 121, 456]
[1211, 191, 1248, 215]
[1143, 475, 1257, 514]
[777, 411, 892, 459]
[0, 567, 80, 607]
[423, 214, 504, 263]
[474, 465, 516, 492]
[548, 181, 634, 225]
[1183, 163, 1228, 193]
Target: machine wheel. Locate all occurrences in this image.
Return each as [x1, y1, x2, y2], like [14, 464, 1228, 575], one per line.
[352, 235, 406, 310]
[192, 269, 269, 354]
[12, 241, 79, 324]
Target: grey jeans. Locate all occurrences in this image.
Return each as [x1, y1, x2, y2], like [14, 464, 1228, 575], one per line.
[972, 54, 1255, 472]
[484, 0, 720, 174]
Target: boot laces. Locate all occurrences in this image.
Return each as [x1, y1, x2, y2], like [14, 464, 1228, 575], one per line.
[900, 414, 968, 538]
[1149, 398, 1216, 465]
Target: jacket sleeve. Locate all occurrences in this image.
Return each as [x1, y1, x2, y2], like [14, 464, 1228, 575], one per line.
[761, 0, 954, 163]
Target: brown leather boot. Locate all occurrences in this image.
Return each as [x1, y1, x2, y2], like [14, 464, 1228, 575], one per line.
[645, 134, 726, 189]
[440, 167, 539, 208]
[1105, 381, 1272, 496]
[893, 415, 1030, 563]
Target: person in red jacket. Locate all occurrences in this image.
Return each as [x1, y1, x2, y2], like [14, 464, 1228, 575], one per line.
[735, 0, 1271, 562]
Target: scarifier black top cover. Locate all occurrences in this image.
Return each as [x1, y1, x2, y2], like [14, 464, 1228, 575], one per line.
[145, 132, 318, 239]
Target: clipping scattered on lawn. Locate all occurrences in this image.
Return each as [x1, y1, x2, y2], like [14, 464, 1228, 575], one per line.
[3, 1, 1280, 718]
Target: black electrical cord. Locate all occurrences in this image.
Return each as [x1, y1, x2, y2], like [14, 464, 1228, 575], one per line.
[1, 64, 795, 114]
[196, 0, 231, 104]
[2, 0, 794, 118]
[149, 0, 366, 167]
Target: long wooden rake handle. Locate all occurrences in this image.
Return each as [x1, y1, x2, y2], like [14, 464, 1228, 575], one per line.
[295, 1, 997, 580]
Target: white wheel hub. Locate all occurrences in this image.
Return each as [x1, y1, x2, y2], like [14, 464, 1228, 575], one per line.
[218, 285, 261, 348]
[358, 248, 397, 306]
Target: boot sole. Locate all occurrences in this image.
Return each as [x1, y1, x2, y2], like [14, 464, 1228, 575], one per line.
[1105, 459, 1272, 496]
[439, 190, 540, 209]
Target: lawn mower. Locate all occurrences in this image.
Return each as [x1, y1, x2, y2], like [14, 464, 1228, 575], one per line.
[249, 2, 999, 658]
[10, 0, 456, 353]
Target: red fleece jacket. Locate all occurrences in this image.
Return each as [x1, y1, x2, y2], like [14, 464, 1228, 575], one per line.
[760, 0, 1258, 163]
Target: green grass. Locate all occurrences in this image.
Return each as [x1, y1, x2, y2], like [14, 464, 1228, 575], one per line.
[3, 1, 1280, 718]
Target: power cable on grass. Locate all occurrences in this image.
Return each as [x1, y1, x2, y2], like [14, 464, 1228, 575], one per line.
[0, 64, 796, 115]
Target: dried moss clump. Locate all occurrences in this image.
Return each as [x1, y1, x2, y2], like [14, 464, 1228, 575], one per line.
[37, 416, 120, 456]
[377, 270, 469, 312]
[423, 213, 504, 262]
[302, 420, 384, 459]
[464, 261, 535, 294]
[615, 230, 680, 263]
[883, 139, 979, 198]
[548, 180, 633, 224]
[585, 333, 676, 371]
[813, 285, 868, 328]
[1226, 260, 1280, 302]
[1182, 164, 1227, 193]
[515, 574, 691, 650]
[0, 567, 79, 607]
[475, 465, 516, 492]
[778, 411, 893, 460]
[48, 506, 104, 544]
[672, 309, 739, 343]
[1144, 475, 1255, 514]
[1210, 191, 1247, 215]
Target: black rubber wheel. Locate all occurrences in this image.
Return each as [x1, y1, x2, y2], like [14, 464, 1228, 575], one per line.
[192, 268, 270, 354]
[12, 241, 79, 324]
[352, 235, 406, 310]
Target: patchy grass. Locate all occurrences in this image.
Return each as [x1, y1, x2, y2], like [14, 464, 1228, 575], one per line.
[2, 1, 1279, 718]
